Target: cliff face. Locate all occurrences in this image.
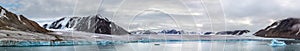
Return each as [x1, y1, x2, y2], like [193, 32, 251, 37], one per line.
[44, 15, 129, 35]
[254, 18, 300, 39]
[0, 6, 50, 33]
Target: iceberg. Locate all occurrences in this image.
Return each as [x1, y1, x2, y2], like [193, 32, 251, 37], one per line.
[269, 39, 286, 47]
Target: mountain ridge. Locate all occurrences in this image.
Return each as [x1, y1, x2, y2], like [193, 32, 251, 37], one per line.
[254, 18, 300, 39]
[43, 15, 129, 35]
[0, 6, 50, 33]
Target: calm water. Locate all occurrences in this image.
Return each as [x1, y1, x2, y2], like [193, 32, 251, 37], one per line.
[0, 40, 300, 51]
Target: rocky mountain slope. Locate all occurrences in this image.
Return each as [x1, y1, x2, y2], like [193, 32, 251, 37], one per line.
[0, 6, 50, 33]
[43, 15, 129, 35]
[0, 6, 63, 42]
[254, 18, 300, 39]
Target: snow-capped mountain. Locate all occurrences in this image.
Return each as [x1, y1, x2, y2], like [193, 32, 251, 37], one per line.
[43, 15, 129, 35]
[255, 18, 300, 39]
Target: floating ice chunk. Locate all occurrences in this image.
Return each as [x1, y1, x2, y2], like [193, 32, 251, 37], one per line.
[96, 41, 112, 46]
[269, 39, 286, 47]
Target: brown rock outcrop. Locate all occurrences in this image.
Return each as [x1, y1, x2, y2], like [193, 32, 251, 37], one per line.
[0, 6, 50, 33]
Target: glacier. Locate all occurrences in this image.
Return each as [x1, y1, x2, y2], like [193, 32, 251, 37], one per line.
[0, 29, 295, 46]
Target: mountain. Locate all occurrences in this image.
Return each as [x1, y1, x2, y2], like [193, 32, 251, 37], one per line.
[43, 15, 129, 35]
[130, 30, 158, 34]
[0, 6, 50, 33]
[160, 29, 184, 34]
[254, 18, 300, 39]
[0, 6, 64, 42]
[216, 30, 250, 35]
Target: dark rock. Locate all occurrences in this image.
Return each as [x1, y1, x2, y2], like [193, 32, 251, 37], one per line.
[154, 44, 160, 45]
[206, 30, 250, 35]
[236, 30, 250, 35]
[160, 29, 182, 34]
[216, 31, 232, 35]
[221, 30, 250, 35]
[110, 22, 130, 34]
[6, 34, 9, 36]
[49, 17, 65, 29]
[204, 32, 213, 35]
[43, 24, 48, 28]
[254, 18, 300, 39]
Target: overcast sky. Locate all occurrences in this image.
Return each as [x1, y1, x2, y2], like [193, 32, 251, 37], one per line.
[0, 0, 299, 34]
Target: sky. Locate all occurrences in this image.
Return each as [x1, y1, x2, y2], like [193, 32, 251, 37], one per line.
[0, 0, 299, 34]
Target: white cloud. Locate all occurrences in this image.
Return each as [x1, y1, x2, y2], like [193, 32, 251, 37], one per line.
[196, 24, 204, 27]
[227, 17, 253, 25]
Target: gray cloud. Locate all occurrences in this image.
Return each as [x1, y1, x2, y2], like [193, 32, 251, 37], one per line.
[1, 0, 300, 34]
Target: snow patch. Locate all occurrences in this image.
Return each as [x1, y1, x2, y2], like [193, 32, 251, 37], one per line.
[292, 24, 300, 35]
[0, 9, 5, 16]
[0, 9, 9, 19]
[266, 21, 281, 31]
[87, 17, 91, 29]
[17, 16, 27, 25]
[60, 17, 71, 29]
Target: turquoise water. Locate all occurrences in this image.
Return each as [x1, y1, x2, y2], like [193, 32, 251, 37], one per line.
[0, 40, 299, 51]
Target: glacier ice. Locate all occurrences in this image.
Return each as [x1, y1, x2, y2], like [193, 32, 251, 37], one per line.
[269, 39, 286, 47]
